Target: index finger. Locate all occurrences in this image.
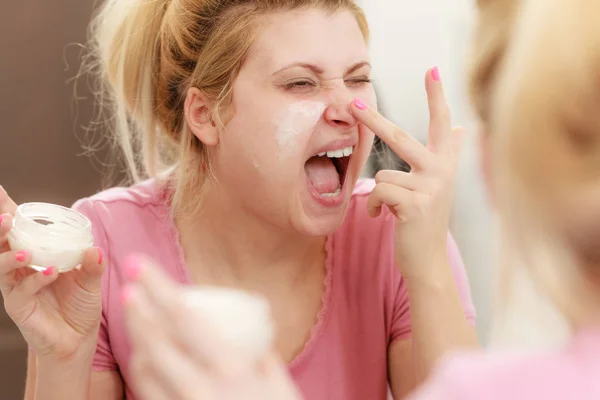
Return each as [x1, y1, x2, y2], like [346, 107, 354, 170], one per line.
[351, 99, 432, 170]
[425, 66, 453, 156]
[0, 186, 17, 215]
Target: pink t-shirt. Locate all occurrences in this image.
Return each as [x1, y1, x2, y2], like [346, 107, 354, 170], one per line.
[409, 326, 600, 399]
[72, 178, 476, 400]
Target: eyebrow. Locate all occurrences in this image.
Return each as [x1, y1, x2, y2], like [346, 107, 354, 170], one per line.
[272, 61, 371, 76]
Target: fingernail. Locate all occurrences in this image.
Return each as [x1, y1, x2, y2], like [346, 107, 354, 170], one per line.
[0, 215, 3, 226]
[353, 98, 368, 110]
[431, 66, 441, 81]
[124, 254, 143, 281]
[43, 266, 54, 276]
[121, 285, 135, 305]
[15, 251, 28, 262]
[97, 247, 103, 265]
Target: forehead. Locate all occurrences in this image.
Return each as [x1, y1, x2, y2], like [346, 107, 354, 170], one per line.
[247, 9, 369, 72]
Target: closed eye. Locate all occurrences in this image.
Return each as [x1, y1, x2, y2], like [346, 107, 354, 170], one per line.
[283, 79, 317, 91]
[282, 77, 372, 92]
[345, 77, 372, 86]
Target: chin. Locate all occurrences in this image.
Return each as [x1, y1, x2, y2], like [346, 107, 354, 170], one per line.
[293, 210, 349, 237]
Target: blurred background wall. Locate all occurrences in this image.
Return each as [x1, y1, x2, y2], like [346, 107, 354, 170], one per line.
[0, 0, 494, 398]
[0, 1, 106, 397]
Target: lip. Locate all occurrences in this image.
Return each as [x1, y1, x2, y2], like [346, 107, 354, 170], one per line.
[308, 137, 358, 159]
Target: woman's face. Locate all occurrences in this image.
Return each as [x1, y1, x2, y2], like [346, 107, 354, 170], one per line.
[210, 9, 376, 236]
[480, 84, 600, 266]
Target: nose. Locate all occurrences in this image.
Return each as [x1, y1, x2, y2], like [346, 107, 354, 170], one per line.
[322, 85, 358, 132]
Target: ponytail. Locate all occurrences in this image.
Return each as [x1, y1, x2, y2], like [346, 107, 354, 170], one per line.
[91, 0, 171, 181]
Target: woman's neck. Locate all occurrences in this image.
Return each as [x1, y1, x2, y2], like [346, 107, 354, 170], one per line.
[175, 187, 326, 289]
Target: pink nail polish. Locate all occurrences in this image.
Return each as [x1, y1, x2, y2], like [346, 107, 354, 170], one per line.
[43, 267, 54, 276]
[121, 286, 135, 305]
[15, 251, 28, 262]
[97, 247, 103, 265]
[353, 98, 368, 110]
[124, 254, 143, 281]
[431, 66, 441, 81]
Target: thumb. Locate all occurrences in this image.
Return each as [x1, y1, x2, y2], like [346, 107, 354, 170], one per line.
[75, 247, 106, 292]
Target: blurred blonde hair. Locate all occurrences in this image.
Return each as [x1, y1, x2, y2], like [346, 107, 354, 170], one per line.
[470, 0, 600, 339]
[87, 0, 368, 216]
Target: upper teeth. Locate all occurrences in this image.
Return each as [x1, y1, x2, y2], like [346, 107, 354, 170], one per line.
[317, 146, 353, 158]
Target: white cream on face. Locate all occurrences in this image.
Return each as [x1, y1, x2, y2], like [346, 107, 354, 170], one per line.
[275, 101, 326, 154]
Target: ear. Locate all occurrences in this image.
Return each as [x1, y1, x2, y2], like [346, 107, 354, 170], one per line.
[479, 127, 495, 208]
[184, 87, 219, 146]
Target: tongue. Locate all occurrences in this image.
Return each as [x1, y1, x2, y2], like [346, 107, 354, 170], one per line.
[304, 157, 341, 194]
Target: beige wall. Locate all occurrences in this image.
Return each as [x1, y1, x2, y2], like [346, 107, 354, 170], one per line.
[0, 1, 108, 397]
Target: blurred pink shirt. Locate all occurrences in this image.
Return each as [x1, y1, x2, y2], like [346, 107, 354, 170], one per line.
[409, 326, 600, 400]
[73, 178, 475, 400]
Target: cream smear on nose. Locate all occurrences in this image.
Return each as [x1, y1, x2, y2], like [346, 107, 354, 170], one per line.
[275, 101, 326, 153]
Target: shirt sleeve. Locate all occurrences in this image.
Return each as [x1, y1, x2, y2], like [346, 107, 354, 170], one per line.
[390, 232, 477, 342]
[72, 198, 119, 371]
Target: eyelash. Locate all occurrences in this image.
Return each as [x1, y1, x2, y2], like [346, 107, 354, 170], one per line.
[283, 77, 372, 91]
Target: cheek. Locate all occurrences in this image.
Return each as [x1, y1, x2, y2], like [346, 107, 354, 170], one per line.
[360, 85, 378, 110]
[274, 101, 326, 155]
[555, 184, 600, 264]
[218, 116, 271, 176]
[479, 132, 495, 207]
[357, 125, 375, 164]
[355, 87, 377, 165]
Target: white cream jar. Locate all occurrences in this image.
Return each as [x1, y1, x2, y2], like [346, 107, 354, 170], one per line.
[7, 202, 94, 272]
[181, 287, 274, 364]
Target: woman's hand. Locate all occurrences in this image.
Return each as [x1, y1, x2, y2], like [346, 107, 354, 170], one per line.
[351, 67, 465, 281]
[122, 255, 302, 400]
[0, 186, 105, 361]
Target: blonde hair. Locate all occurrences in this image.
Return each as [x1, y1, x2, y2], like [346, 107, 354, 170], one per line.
[470, 0, 600, 337]
[88, 0, 368, 215]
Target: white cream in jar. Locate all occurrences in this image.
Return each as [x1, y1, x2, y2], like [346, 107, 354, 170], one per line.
[7, 202, 94, 273]
[181, 287, 274, 364]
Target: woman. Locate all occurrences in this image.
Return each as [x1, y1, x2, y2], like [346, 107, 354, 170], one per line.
[0, 0, 477, 399]
[411, 0, 600, 397]
[120, 0, 600, 398]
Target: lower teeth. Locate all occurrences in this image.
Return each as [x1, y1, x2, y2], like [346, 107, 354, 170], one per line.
[320, 186, 341, 198]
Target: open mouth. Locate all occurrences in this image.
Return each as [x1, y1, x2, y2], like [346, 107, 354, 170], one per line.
[304, 146, 353, 198]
